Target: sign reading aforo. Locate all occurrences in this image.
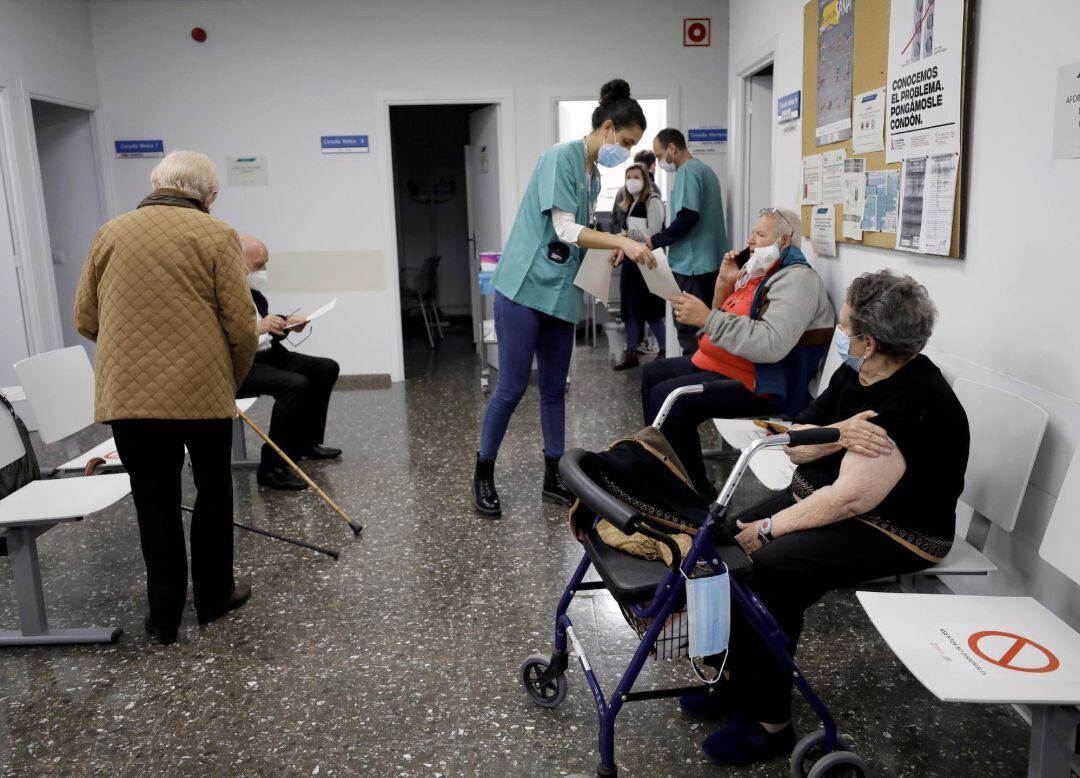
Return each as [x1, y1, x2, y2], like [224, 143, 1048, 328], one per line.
[320, 135, 369, 154]
[114, 140, 164, 158]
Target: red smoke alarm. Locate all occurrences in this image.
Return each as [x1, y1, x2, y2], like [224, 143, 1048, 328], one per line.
[191, 27, 207, 43]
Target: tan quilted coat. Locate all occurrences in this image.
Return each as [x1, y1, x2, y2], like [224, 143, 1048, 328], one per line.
[75, 191, 258, 422]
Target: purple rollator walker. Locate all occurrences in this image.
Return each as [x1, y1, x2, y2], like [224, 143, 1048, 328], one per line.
[518, 384, 871, 778]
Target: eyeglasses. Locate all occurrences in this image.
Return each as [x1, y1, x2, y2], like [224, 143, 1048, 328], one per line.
[759, 207, 794, 234]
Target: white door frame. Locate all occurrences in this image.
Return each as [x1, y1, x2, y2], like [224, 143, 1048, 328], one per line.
[22, 91, 115, 352]
[377, 90, 517, 382]
[0, 85, 32, 368]
[731, 37, 778, 246]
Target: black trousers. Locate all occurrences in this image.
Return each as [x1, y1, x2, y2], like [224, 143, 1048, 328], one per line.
[237, 347, 340, 469]
[111, 418, 235, 629]
[641, 356, 776, 495]
[672, 270, 719, 355]
[720, 493, 931, 723]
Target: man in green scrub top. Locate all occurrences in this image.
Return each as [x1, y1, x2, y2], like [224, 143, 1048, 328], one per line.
[649, 128, 728, 355]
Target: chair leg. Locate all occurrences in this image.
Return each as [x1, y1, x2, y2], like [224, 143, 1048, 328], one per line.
[431, 301, 444, 341]
[418, 299, 435, 349]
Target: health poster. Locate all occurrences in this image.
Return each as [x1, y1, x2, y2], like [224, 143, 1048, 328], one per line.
[815, 0, 855, 146]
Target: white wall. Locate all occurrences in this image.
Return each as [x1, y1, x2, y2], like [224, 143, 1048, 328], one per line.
[88, 0, 731, 380]
[0, 0, 110, 376]
[729, 0, 1080, 626]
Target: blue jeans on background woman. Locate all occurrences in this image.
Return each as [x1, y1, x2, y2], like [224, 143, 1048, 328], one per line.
[474, 292, 575, 517]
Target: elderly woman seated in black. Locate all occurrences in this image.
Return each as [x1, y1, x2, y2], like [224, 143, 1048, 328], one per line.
[684, 270, 971, 767]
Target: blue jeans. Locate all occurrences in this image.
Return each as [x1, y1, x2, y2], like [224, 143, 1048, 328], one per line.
[479, 292, 575, 461]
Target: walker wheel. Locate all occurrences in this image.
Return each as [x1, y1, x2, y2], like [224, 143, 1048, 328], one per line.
[806, 750, 870, 778]
[518, 653, 567, 708]
[790, 730, 859, 778]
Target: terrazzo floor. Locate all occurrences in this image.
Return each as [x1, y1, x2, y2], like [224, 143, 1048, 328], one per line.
[0, 328, 1029, 777]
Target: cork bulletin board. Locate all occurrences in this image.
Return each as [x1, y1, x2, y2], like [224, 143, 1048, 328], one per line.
[800, 0, 974, 258]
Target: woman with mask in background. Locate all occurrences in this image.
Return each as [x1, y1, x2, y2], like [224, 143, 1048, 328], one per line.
[640, 208, 835, 497]
[472, 79, 656, 519]
[608, 163, 666, 370]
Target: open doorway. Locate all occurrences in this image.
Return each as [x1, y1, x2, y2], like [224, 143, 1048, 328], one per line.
[389, 103, 499, 370]
[30, 99, 106, 353]
[745, 64, 774, 230]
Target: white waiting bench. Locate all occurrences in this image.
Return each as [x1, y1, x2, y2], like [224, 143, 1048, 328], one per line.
[859, 445, 1080, 777]
[0, 399, 131, 646]
[15, 345, 260, 473]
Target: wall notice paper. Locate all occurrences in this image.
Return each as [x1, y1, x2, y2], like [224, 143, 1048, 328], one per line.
[815, 0, 855, 146]
[897, 153, 959, 255]
[573, 249, 614, 305]
[852, 88, 886, 153]
[226, 155, 268, 186]
[1053, 61, 1080, 159]
[885, 0, 964, 163]
[802, 154, 823, 204]
[861, 170, 900, 232]
[640, 248, 682, 300]
[842, 158, 866, 240]
[285, 298, 337, 329]
[821, 149, 847, 205]
[810, 205, 837, 257]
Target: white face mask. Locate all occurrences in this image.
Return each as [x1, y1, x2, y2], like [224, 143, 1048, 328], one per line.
[625, 178, 644, 195]
[735, 239, 783, 289]
[657, 149, 677, 173]
[247, 270, 268, 291]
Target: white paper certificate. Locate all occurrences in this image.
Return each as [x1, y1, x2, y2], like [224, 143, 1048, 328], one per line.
[810, 205, 837, 258]
[573, 249, 614, 305]
[852, 89, 887, 154]
[640, 248, 682, 300]
[285, 298, 337, 329]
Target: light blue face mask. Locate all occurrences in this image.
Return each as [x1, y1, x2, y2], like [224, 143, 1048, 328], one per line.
[598, 130, 632, 168]
[833, 325, 865, 372]
[684, 569, 730, 658]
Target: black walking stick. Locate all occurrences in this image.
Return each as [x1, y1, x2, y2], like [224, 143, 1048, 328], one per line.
[180, 505, 340, 560]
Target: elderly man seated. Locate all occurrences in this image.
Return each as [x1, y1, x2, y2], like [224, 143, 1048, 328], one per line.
[237, 235, 341, 490]
[682, 270, 970, 767]
[642, 207, 835, 497]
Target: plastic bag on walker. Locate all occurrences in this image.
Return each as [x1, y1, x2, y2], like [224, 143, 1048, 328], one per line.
[685, 569, 730, 658]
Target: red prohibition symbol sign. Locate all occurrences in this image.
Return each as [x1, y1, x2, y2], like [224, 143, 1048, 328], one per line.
[967, 631, 1060, 673]
[684, 18, 710, 47]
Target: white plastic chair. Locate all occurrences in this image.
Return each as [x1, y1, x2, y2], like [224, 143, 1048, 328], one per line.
[858, 446, 1080, 777]
[710, 346, 844, 490]
[14, 346, 121, 474]
[0, 402, 130, 645]
[920, 379, 1049, 579]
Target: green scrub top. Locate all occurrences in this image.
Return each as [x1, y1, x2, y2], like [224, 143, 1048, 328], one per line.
[667, 157, 728, 276]
[493, 140, 600, 323]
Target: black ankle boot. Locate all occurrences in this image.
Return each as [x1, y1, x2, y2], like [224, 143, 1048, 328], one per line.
[542, 455, 574, 506]
[472, 453, 502, 518]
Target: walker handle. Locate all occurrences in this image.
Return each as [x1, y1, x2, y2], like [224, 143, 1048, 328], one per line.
[560, 448, 641, 533]
[785, 427, 841, 447]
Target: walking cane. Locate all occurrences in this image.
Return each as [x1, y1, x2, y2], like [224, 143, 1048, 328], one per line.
[180, 505, 340, 560]
[235, 408, 363, 536]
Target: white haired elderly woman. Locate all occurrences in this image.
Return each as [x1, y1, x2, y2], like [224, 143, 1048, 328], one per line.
[76, 150, 257, 644]
[680, 270, 971, 767]
[643, 207, 836, 497]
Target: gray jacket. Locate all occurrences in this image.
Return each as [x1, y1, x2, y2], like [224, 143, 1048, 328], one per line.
[699, 263, 835, 364]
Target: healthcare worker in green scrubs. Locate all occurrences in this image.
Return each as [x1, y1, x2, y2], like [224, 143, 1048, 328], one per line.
[648, 127, 728, 354]
[472, 79, 655, 519]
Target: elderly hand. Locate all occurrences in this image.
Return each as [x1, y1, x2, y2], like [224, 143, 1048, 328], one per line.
[622, 239, 657, 269]
[258, 315, 287, 336]
[734, 519, 765, 556]
[719, 252, 743, 289]
[285, 315, 308, 333]
[608, 249, 625, 267]
[670, 292, 710, 329]
[832, 410, 894, 457]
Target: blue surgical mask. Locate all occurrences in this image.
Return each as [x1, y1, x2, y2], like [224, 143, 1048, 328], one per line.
[685, 569, 730, 658]
[598, 129, 631, 168]
[833, 325, 865, 372]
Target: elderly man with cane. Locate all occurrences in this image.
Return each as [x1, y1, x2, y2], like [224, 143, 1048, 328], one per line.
[75, 150, 258, 645]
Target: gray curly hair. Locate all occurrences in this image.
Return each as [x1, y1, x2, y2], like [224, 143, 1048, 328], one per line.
[846, 270, 937, 356]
